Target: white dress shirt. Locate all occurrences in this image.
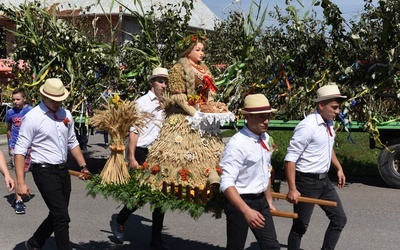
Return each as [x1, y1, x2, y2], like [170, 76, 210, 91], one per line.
[220, 126, 271, 194]
[129, 91, 163, 148]
[14, 102, 79, 164]
[284, 110, 335, 173]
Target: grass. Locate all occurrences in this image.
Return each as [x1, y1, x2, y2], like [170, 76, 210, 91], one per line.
[0, 122, 6, 135]
[221, 129, 379, 177]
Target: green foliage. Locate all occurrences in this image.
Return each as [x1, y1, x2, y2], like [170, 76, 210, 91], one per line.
[85, 169, 225, 219]
[118, 0, 194, 99]
[209, 0, 268, 114]
[1, 0, 400, 124]
[206, 0, 400, 126]
[0, 122, 7, 135]
[0, 1, 122, 109]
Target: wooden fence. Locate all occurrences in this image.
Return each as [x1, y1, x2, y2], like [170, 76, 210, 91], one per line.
[161, 181, 220, 205]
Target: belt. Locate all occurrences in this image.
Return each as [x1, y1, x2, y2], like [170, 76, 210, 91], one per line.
[296, 171, 327, 180]
[136, 147, 148, 152]
[31, 163, 67, 170]
[240, 193, 264, 200]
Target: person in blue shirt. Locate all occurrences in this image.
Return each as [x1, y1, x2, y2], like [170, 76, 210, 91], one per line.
[5, 87, 32, 214]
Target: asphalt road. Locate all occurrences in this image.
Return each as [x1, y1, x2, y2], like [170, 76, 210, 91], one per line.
[0, 132, 399, 249]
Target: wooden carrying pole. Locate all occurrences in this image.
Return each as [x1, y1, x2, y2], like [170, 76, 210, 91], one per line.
[271, 210, 298, 219]
[68, 170, 92, 180]
[272, 192, 337, 207]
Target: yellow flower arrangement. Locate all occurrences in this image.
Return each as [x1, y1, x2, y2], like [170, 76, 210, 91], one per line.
[188, 94, 201, 105]
[111, 93, 123, 107]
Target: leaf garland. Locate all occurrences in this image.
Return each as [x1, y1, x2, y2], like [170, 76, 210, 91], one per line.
[85, 170, 226, 219]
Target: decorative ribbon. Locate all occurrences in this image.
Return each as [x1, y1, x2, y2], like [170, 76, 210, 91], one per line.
[200, 75, 218, 103]
[260, 137, 269, 151]
[326, 123, 333, 137]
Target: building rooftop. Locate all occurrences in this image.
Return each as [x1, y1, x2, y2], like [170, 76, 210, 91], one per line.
[2, 0, 219, 30]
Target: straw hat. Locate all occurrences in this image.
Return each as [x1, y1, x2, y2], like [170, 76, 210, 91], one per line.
[313, 85, 347, 102]
[240, 94, 277, 114]
[39, 78, 69, 101]
[149, 67, 168, 80]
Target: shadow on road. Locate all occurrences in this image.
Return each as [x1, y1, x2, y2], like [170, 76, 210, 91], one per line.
[12, 213, 226, 250]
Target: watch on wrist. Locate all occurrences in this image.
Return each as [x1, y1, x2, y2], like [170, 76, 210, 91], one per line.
[80, 165, 87, 169]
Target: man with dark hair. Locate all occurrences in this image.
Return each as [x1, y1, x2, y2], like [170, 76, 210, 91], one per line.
[220, 94, 280, 250]
[111, 67, 170, 250]
[15, 78, 90, 250]
[285, 85, 348, 250]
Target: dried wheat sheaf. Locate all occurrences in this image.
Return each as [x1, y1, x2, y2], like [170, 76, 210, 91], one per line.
[90, 101, 153, 185]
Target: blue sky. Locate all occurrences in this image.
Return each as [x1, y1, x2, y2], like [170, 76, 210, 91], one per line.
[202, 0, 377, 23]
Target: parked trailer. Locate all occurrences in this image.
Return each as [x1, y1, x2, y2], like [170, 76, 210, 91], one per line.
[226, 119, 400, 189]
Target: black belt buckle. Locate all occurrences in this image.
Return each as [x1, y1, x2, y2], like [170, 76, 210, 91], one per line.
[58, 164, 67, 170]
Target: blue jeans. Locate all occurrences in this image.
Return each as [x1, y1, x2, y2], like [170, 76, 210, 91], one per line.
[288, 173, 347, 250]
[225, 194, 280, 250]
[28, 166, 71, 250]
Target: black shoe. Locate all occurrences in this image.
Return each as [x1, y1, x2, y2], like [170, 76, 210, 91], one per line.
[110, 214, 124, 243]
[150, 238, 171, 250]
[25, 241, 40, 250]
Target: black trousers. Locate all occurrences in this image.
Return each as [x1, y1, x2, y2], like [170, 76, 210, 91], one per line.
[116, 147, 165, 240]
[28, 166, 71, 250]
[74, 122, 88, 150]
[225, 194, 280, 250]
[288, 173, 347, 250]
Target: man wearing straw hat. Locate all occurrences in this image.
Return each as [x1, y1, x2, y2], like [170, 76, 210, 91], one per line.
[14, 78, 90, 250]
[284, 84, 347, 250]
[220, 93, 280, 250]
[111, 67, 170, 249]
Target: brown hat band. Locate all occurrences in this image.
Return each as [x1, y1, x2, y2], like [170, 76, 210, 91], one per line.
[43, 89, 66, 97]
[243, 106, 271, 112]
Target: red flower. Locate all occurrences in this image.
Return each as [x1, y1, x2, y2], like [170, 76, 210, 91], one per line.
[216, 166, 222, 176]
[142, 162, 149, 170]
[179, 169, 190, 181]
[152, 165, 160, 175]
[63, 118, 70, 125]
